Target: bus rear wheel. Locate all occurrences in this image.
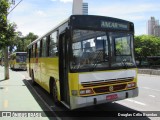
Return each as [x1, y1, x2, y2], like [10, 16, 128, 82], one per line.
[51, 80, 58, 103]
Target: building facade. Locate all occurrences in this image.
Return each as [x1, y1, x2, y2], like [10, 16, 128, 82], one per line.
[147, 17, 160, 37]
[72, 0, 83, 15]
[82, 3, 88, 15]
[72, 0, 88, 15]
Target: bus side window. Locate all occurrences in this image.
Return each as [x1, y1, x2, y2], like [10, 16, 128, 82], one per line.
[35, 43, 37, 58]
[37, 41, 40, 57]
[42, 37, 47, 57]
[49, 31, 58, 57]
[46, 35, 50, 57]
[32, 45, 35, 58]
[39, 40, 42, 57]
[31, 46, 33, 58]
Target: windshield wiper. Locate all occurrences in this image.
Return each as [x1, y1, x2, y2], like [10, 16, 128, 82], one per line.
[122, 59, 128, 69]
[91, 50, 105, 71]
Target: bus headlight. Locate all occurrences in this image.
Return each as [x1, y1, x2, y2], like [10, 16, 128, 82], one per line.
[80, 88, 94, 95]
[127, 82, 136, 88]
[72, 90, 78, 96]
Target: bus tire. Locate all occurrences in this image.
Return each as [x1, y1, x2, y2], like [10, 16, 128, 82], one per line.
[50, 78, 58, 103]
[31, 70, 36, 86]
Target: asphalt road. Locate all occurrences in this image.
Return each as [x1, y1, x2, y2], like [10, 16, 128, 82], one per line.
[18, 70, 160, 120]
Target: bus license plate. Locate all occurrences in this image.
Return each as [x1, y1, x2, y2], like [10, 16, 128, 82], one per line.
[106, 94, 118, 100]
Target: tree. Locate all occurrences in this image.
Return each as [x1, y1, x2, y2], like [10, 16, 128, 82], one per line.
[134, 35, 160, 66]
[26, 32, 38, 43]
[0, 0, 17, 79]
[11, 32, 38, 52]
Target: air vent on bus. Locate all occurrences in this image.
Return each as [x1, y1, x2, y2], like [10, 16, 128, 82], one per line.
[81, 77, 134, 87]
[93, 84, 127, 93]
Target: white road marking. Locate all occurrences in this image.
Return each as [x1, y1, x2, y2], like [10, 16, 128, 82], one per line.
[126, 99, 146, 106]
[149, 95, 155, 98]
[141, 87, 160, 92]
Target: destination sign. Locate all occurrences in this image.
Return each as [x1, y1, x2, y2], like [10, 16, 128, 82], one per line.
[101, 21, 129, 30]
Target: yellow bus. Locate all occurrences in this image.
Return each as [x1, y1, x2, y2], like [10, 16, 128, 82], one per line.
[27, 15, 138, 110]
[10, 52, 27, 70]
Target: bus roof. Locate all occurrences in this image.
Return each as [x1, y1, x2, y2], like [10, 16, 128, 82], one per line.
[28, 15, 134, 48]
[28, 18, 69, 48]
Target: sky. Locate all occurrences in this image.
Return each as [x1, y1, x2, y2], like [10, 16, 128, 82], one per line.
[8, 0, 160, 36]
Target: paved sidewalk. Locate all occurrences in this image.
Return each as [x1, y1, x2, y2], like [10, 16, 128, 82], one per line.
[138, 68, 160, 75]
[0, 66, 49, 120]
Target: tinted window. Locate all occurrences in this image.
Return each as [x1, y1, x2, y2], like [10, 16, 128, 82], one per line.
[49, 32, 58, 57]
[42, 37, 47, 57]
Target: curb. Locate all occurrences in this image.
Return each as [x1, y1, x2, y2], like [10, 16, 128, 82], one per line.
[138, 69, 160, 76]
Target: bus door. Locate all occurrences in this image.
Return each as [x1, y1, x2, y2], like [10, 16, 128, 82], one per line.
[59, 31, 70, 105]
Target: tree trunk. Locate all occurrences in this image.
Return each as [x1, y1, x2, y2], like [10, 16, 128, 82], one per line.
[4, 47, 9, 80]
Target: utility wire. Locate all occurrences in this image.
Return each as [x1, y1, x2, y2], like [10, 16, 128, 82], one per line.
[8, 0, 23, 15]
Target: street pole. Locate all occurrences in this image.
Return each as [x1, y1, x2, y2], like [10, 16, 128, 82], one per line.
[4, 47, 9, 79]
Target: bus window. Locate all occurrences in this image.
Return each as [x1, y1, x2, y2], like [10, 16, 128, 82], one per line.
[35, 43, 37, 58]
[16, 53, 27, 63]
[37, 41, 40, 57]
[39, 40, 42, 57]
[31, 46, 34, 58]
[71, 30, 109, 70]
[32, 45, 35, 58]
[49, 32, 58, 57]
[42, 37, 47, 57]
[110, 33, 135, 67]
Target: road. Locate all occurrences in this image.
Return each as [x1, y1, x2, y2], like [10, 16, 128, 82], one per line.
[19, 70, 160, 120]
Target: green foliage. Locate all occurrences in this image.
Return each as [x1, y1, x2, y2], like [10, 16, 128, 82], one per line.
[134, 35, 160, 66]
[0, 0, 17, 49]
[10, 32, 38, 52]
[115, 38, 130, 55]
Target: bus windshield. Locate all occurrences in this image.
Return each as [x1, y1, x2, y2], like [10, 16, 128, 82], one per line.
[16, 53, 27, 63]
[71, 29, 136, 72]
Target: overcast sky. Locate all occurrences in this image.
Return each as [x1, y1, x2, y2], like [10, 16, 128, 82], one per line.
[8, 0, 160, 36]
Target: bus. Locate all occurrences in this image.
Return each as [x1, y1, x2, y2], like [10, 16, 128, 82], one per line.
[10, 52, 27, 70]
[27, 15, 138, 110]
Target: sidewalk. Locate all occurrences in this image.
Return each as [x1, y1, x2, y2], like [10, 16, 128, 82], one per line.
[0, 66, 49, 120]
[138, 68, 160, 75]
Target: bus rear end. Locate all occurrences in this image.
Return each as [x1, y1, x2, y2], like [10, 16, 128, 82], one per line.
[12, 52, 27, 70]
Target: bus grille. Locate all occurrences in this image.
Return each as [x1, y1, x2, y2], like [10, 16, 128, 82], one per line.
[93, 84, 127, 93]
[81, 77, 134, 87]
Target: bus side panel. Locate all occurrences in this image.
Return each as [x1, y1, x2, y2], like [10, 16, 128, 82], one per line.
[35, 57, 60, 98]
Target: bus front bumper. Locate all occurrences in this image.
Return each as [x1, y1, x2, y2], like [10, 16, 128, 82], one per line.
[70, 88, 138, 110]
[14, 64, 27, 70]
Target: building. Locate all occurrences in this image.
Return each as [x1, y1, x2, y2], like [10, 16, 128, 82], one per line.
[154, 25, 160, 37]
[82, 3, 88, 15]
[72, 0, 88, 15]
[72, 0, 83, 15]
[147, 17, 160, 37]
